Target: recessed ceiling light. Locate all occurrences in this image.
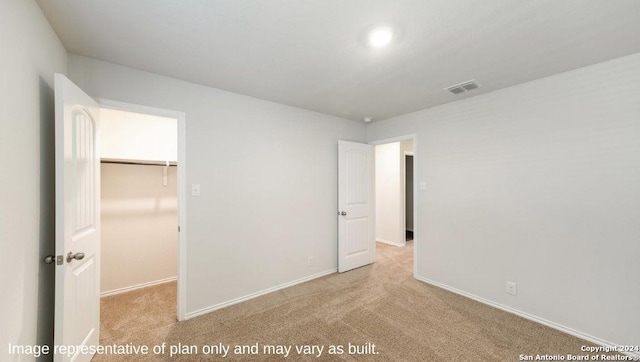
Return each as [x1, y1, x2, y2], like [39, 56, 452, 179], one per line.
[363, 117, 373, 123]
[368, 27, 394, 48]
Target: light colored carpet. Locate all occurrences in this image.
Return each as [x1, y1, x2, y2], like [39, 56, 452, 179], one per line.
[96, 242, 613, 361]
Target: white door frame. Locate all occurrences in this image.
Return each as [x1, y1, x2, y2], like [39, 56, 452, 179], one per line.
[96, 98, 187, 321]
[369, 134, 418, 277]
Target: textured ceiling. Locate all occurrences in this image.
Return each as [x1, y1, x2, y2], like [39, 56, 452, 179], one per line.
[37, 0, 640, 122]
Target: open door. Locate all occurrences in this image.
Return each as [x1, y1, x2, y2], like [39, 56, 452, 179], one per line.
[54, 74, 101, 362]
[338, 140, 375, 272]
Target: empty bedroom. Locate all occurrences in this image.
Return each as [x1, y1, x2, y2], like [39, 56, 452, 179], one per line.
[1, 0, 639, 361]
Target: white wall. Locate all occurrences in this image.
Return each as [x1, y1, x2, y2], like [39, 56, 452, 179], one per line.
[367, 53, 640, 347]
[68, 54, 366, 315]
[375, 143, 402, 245]
[101, 163, 177, 294]
[101, 108, 178, 162]
[0, 0, 68, 359]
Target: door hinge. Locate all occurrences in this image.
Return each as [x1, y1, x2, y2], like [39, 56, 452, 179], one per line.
[178, 226, 181, 232]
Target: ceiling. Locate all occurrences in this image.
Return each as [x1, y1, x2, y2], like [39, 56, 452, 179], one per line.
[37, 0, 640, 122]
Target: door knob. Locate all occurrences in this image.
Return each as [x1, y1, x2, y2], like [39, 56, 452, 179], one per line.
[340, 211, 347, 216]
[67, 252, 85, 263]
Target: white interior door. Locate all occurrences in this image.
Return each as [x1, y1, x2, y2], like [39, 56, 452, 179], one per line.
[338, 140, 375, 273]
[54, 73, 101, 362]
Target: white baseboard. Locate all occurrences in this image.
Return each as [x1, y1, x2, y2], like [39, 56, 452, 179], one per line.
[377, 238, 405, 247]
[185, 268, 337, 320]
[415, 276, 640, 359]
[101, 277, 177, 297]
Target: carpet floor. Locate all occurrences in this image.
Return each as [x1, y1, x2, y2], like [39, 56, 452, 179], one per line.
[96, 242, 609, 361]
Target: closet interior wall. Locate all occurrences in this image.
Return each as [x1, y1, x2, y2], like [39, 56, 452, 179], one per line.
[100, 161, 178, 295]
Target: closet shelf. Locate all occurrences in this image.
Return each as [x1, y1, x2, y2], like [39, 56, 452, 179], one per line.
[101, 158, 177, 166]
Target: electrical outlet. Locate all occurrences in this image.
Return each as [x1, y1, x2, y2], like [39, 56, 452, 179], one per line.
[506, 281, 517, 296]
[307, 256, 314, 266]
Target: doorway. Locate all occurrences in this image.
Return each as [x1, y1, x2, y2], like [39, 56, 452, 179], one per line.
[405, 153, 414, 242]
[371, 135, 417, 273]
[98, 100, 187, 321]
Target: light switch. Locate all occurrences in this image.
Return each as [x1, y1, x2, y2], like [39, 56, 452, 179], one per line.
[191, 184, 201, 196]
[419, 181, 427, 191]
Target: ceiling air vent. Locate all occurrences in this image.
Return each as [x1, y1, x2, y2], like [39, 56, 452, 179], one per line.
[445, 80, 480, 95]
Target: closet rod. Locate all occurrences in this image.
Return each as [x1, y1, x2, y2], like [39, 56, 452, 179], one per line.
[100, 159, 177, 167]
